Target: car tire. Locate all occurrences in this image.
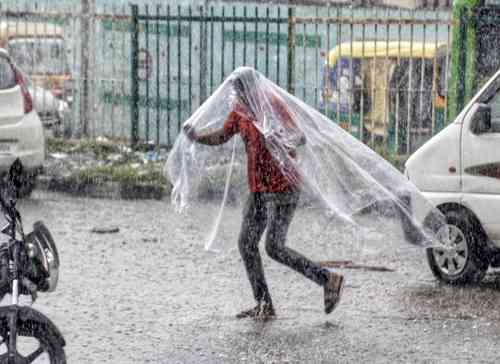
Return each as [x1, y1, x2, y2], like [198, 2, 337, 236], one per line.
[426, 209, 489, 285]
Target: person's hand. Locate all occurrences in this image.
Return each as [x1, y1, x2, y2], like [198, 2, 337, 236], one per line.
[183, 124, 198, 142]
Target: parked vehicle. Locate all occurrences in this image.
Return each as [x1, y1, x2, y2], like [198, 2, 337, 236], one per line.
[0, 48, 45, 198]
[0, 159, 65, 363]
[0, 21, 73, 130]
[27, 77, 70, 134]
[320, 41, 448, 153]
[405, 68, 500, 284]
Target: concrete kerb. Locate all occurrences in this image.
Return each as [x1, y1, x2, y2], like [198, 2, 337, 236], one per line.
[36, 175, 170, 200]
[38, 137, 172, 200]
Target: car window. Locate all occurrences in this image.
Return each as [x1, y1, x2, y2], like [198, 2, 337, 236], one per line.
[0, 57, 16, 90]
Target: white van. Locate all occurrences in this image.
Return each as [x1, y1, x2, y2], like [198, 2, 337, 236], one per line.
[404, 68, 500, 285]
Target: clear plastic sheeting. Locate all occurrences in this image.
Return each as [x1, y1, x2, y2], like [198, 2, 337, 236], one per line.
[166, 67, 446, 253]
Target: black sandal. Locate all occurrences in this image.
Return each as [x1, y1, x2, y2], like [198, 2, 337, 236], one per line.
[324, 272, 345, 314]
[236, 304, 262, 319]
[256, 303, 276, 321]
[236, 303, 276, 320]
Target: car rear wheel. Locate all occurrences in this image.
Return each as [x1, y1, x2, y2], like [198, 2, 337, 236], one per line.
[427, 209, 489, 285]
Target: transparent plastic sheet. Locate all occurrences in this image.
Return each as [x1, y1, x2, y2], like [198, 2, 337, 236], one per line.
[165, 67, 446, 253]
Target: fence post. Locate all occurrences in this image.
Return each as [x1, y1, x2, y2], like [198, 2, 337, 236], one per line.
[130, 4, 139, 148]
[199, 6, 208, 103]
[80, 0, 92, 137]
[287, 7, 296, 95]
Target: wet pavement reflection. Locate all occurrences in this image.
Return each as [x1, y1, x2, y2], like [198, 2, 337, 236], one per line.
[12, 191, 500, 363]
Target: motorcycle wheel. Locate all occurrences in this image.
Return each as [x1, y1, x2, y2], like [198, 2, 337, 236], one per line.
[0, 318, 66, 364]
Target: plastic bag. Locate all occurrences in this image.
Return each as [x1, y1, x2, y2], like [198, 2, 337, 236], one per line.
[166, 67, 445, 253]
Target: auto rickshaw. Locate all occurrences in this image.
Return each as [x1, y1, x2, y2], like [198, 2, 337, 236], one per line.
[320, 40, 448, 154]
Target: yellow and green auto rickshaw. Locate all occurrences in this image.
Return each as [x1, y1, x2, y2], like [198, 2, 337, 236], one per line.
[320, 40, 448, 154]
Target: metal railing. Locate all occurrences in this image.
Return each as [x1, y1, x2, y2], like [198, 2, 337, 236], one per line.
[0, 2, 134, 140]
[291, 7, 453, 154]
[130, 4, 294, 147]
[0, 2, 454, 156]
[131, 4, 453, 154]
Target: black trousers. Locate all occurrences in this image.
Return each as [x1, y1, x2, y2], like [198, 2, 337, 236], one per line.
[238, 191, 328, 304]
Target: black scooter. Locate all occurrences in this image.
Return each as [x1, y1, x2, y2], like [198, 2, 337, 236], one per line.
[0, 160, 65, 364]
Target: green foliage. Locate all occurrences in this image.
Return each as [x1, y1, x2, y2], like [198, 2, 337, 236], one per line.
[71, 140, 122, 159]
[448, 0, 483, 121]
[47, 137, 171, 193]
[46, 138, 75, 154]
[46, 137, 122, 158]
[69, 165, 169, 188]
[373, 144, 408, 172]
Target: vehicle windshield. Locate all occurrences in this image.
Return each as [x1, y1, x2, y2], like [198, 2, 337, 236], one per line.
[7, 37, 69, 75]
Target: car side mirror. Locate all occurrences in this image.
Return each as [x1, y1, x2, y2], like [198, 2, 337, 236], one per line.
[471, 103, 491, 134]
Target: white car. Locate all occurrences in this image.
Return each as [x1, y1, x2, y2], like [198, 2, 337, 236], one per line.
[405, 68, 500, 285]
[0, 48, 45, 197]
[28, 81, 70, 131]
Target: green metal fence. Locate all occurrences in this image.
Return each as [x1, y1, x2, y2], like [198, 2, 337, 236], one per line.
[0, 2, 455, 154]
[130, 4, 453, 153]
[129, 4, 295, 147]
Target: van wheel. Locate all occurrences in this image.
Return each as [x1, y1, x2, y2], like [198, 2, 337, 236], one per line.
[427, 210, 489, 285]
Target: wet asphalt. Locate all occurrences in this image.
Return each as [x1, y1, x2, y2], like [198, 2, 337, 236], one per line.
[12, 191, 500, 363]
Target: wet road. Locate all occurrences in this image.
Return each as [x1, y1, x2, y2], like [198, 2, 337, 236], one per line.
[12, 191, 500, 363]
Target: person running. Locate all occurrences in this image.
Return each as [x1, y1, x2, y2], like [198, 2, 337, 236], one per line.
[183, 68, 344, 320]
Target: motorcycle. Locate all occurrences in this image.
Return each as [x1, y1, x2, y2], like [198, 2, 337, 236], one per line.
[0, 160, 65, 363]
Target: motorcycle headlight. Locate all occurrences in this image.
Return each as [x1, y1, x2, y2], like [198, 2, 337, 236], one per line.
[25, 222, 60, 292]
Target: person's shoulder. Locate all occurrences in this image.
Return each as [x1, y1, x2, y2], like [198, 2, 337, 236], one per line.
[232, 101, 255, 121]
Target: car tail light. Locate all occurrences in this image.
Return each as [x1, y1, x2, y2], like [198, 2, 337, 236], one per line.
[13, 67, 33, 114]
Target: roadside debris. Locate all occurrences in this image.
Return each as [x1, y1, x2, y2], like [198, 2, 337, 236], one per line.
[91, 226, 120, 234]
[40, 137, 171, 199]
[319, 260, 395, 272]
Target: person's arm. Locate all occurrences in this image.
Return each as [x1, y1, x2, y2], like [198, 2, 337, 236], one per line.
[183, 111, 240, 146]
[183, 125, 232, 146]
